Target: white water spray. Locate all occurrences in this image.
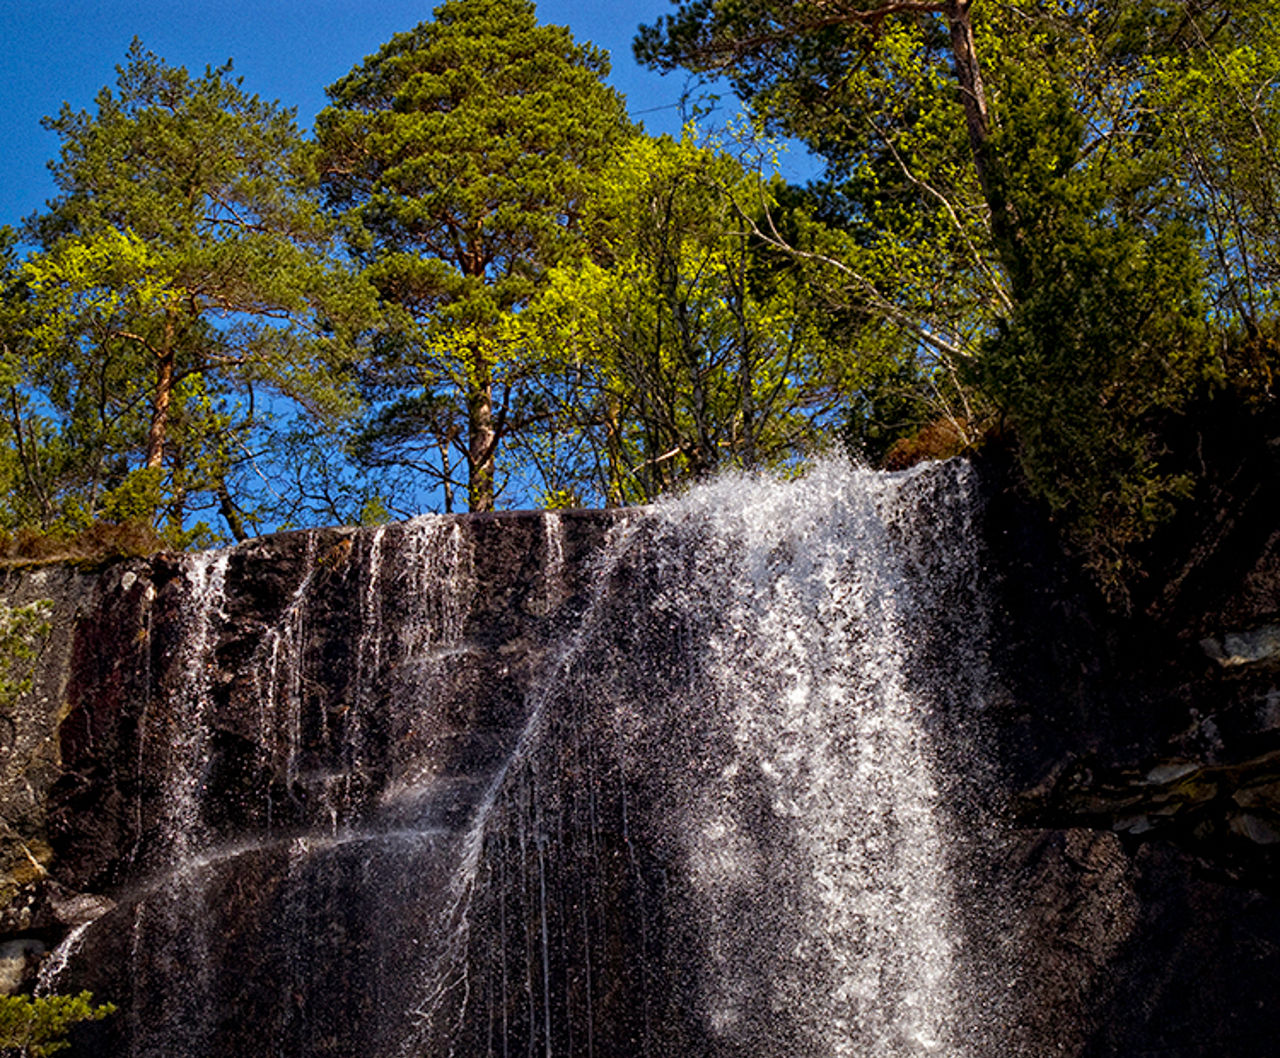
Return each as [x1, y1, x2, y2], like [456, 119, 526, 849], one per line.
[406, 459, 1012, 1058]
[39, 460, 1027, 1058]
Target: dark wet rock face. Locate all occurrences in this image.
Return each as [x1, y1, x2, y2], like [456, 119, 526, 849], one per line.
[4, 510, 630, 1056]
[1, 463, 1279, 1057]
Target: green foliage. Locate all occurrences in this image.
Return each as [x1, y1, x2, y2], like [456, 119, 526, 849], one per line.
[96, 467, 166, 525]
[9, 41, 376, 538]
[975, 68, 1212, 596]
[316, 0, 634, 510]
[0, 600, 52, 708]
[1140, 0, 1280, 335]
[1, 0, 1275, 580]
[0, 992, 115, 1057]
[641, 3, 1005, 451]
[512, 132, 852, 504]
[964, 7, 1258, 600]
[637, 1, 1271, 602]
[357, 496, 392, 526]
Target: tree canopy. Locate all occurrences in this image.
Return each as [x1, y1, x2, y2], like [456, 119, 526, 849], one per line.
[1, 3, 1277, 605]
[637, 0, 1280, 600]
[8, 41, 374, 540]
[0, 991, 115, 1057]
[315, 0, 634, 511]
[512, 132, 859, 505]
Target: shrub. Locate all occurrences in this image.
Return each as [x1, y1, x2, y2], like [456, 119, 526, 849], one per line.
[0, 992, 115, 1057]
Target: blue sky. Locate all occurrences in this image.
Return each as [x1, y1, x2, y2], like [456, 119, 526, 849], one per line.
[0, 0, 819, 231]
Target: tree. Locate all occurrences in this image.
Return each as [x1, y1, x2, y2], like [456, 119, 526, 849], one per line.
[637, 2, 1251, 600]
[638, 2, 995, 199]
[21, 41, 373, 538]
[315, 0, 634, 511]
[1, 228, 56, 530]
[636, 1, 1011, 444]
[973, 63, 1209, 585]
[1141, 2, 1280, 340]
[512, 132, 853, 505]
[0, 992, 114, 1057]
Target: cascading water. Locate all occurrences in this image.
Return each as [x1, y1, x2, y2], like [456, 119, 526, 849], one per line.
[124, 549, 229, 1057]
[40, 460, 1034, 1057]
[403, 459, 1021, 1058]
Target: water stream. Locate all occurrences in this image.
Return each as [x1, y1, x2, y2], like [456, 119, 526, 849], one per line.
[41, 460, 1027, 1057]
[404, 459, 1016, 1057]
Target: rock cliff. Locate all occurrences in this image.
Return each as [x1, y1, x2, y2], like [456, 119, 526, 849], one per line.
[0, 460, 1276, 1057]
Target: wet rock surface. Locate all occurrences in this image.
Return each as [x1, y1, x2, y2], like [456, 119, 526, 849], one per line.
[0, 464, 1278, 1055]
[978, 452, 1280, 1056]
[1, 513, 630, 996]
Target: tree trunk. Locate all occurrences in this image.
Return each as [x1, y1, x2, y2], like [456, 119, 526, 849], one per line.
[604, 393, 624, 507]
[5, 379, 53, 524]
[466, 343, 496, 512]
[439, 437, 455, 514]
[945, 2, 992, 194]
[944, 1, 1021, 254]
[146, 345, 175, 471]
[218, 482, 249, 542]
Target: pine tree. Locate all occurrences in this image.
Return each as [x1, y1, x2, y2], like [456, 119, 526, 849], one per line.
[22, 41, 373, 538]
[316, 0, 633, 510]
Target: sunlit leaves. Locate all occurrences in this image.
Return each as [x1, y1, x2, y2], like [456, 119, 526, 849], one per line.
[10, 41, 376, 536]
[510, 133, 848, 505]
[1144, 8, 1280, 329]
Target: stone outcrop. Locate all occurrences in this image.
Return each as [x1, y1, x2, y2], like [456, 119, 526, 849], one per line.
[0, 514, 629, 994]
[978, 454, 1280, 1056]
[0, 462, 1278, 1056]
[0, 564, 104, 946]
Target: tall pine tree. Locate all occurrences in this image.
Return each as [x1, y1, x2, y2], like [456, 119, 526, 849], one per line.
[21, 42, 372, 538]
[316, 0, 633, 511]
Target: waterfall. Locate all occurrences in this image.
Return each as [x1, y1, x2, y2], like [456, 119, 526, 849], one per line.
[40, 460, 1031, 1057]
[404, 459, 1019, 1058]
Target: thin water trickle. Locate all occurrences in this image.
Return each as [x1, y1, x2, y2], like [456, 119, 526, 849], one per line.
[113, 547, 233, 1058]
[152, 549, 230, 865]
[39, 514, 487, 1055]
[542, 511, 568, 616]
[34, 922, 91, 996]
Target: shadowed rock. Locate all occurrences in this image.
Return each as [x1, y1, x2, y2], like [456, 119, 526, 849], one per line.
[0, 464, 1278, 1057]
